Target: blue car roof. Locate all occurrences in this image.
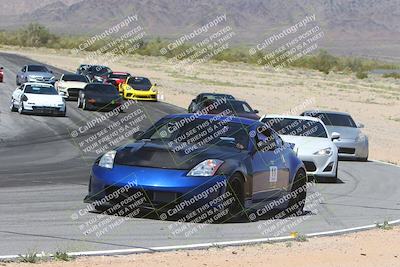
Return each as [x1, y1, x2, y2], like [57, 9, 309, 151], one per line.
[164, 113, 259, 126]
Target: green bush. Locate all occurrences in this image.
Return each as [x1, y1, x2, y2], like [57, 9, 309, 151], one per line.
[356, 71, 368, 79]
[1, 24, 399, 75]
[382, 72, 400, 79]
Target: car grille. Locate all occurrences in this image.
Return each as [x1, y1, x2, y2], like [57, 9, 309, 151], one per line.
[104, 186, 181, 206]
[35, 77, 51, 82]
[33, 107, 60, 113]
[303, 161, 317, 172]
[338, 147, 355, 154]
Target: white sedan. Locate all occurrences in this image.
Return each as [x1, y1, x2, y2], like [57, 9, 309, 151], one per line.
[261, 115, 340, 182]
[10, 83, 66, 116]
[55, 74, 88, 100]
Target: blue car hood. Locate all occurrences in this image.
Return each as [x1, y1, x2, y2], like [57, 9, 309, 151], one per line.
[114, 141, 244, 170]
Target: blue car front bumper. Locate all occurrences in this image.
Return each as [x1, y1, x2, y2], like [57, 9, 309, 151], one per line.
[84, 164, 229, 214]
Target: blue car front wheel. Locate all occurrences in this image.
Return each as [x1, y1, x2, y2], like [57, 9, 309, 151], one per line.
[222, 174, 245, 222]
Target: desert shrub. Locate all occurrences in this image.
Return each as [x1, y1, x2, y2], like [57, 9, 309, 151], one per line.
[356, 71, 368, 79]
[1, 24, 399, 75]
[382, 72, 400, 79]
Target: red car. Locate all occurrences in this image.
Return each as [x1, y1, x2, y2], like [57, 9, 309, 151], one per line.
[104, 72, 131, 87]
[0, 67, 4, 82]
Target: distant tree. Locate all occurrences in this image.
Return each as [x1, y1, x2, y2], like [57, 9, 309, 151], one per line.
[18, 23, 58, 47]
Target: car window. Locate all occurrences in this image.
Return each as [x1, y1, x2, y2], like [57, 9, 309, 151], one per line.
[62, 74, 88, 82]
[255, 126, 278, 152]
[24, 85, 58, 95]
[109, 73, 129, 79]
[140, 118, 250, 150]
[27, 65, 49, 72]
[85, 84, 118, 94]
[127, 77, 152, 91]
[309, 113, 357, 128]
[263, 118, 328, 138]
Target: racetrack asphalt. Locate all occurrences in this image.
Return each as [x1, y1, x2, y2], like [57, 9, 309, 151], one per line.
[0, 52, 399, 256]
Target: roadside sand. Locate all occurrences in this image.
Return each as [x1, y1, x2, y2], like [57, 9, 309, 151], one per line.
[4, 226, 400, 267]
[1, 46, 399, 164]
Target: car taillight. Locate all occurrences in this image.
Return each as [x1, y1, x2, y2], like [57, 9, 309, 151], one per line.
[21, 95, 28, 101]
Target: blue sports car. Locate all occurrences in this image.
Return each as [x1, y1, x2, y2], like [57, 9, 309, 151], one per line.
[84, 114, 307, 222]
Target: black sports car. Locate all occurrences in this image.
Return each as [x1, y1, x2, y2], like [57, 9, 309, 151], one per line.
[77, 83, 122, 111]
[193, 99, 260, 120]
[188, 93, 235, 113]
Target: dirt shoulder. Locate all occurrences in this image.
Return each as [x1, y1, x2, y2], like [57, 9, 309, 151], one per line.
[1, 46, 399, 164]
[4, 226, 400, 267]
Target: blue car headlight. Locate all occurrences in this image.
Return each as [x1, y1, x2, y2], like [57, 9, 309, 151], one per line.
[98, 150, 116, 169]
[187, 159, 224, 177]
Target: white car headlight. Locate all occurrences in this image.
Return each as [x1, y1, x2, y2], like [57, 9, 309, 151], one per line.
[314, 147, 332, 156]
[356, 132, 367, 142]
[187, 159, 224, 177]
[98, 150, 117, 169]
[50, 76, 55, 80]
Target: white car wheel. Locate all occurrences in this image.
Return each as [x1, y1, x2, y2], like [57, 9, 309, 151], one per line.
[10, 98, 17, 112]
[18, 102, 25, 114]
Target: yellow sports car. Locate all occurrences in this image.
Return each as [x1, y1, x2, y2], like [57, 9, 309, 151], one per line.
[119, 76, 157, 101]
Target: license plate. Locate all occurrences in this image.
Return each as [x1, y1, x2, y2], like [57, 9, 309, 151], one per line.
[153, 191, 177, 203]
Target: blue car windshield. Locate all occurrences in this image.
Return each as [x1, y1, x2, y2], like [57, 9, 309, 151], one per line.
[140, 118, 251, 150]
[24, 85, 58, 95]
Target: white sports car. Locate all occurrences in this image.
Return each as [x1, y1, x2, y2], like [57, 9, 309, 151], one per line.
[55, 74, 88, 100]
[261, 115, 340, 182]
[10, 83, 66, 116]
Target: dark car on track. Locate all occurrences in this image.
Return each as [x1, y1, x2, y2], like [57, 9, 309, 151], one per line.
[84, 114, 307, 221]
[81, 65, 112, 83]
[77, 83, 122, 111]
[188, 93, 235, 113]
[104, 72, 131, 87]
[0, 66, 3, 82]
[193, 99, 260, 120]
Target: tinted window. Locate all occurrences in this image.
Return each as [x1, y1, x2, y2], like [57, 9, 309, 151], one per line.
[127, 77, 152, 91]
[201, 94, 235, 101]
[87, 66, 111, 75]
[263, 118, 328, 138]
[306, 112, 356, 128]
[109, 73, 130, 79]
[85, 84, 118, 94]
[255, 127, 278, 152]
[214, 101, 255, 114]
[27, 65, 49, 72]
[24, 85, 58, 95]
[62, 74, 88, 82]
[140, 118, 250, 150]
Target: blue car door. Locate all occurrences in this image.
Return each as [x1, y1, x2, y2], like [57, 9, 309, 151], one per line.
[251, 126, 289, 202]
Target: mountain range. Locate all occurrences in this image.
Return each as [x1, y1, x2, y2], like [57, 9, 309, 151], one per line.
[0, 0, 399, 59]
